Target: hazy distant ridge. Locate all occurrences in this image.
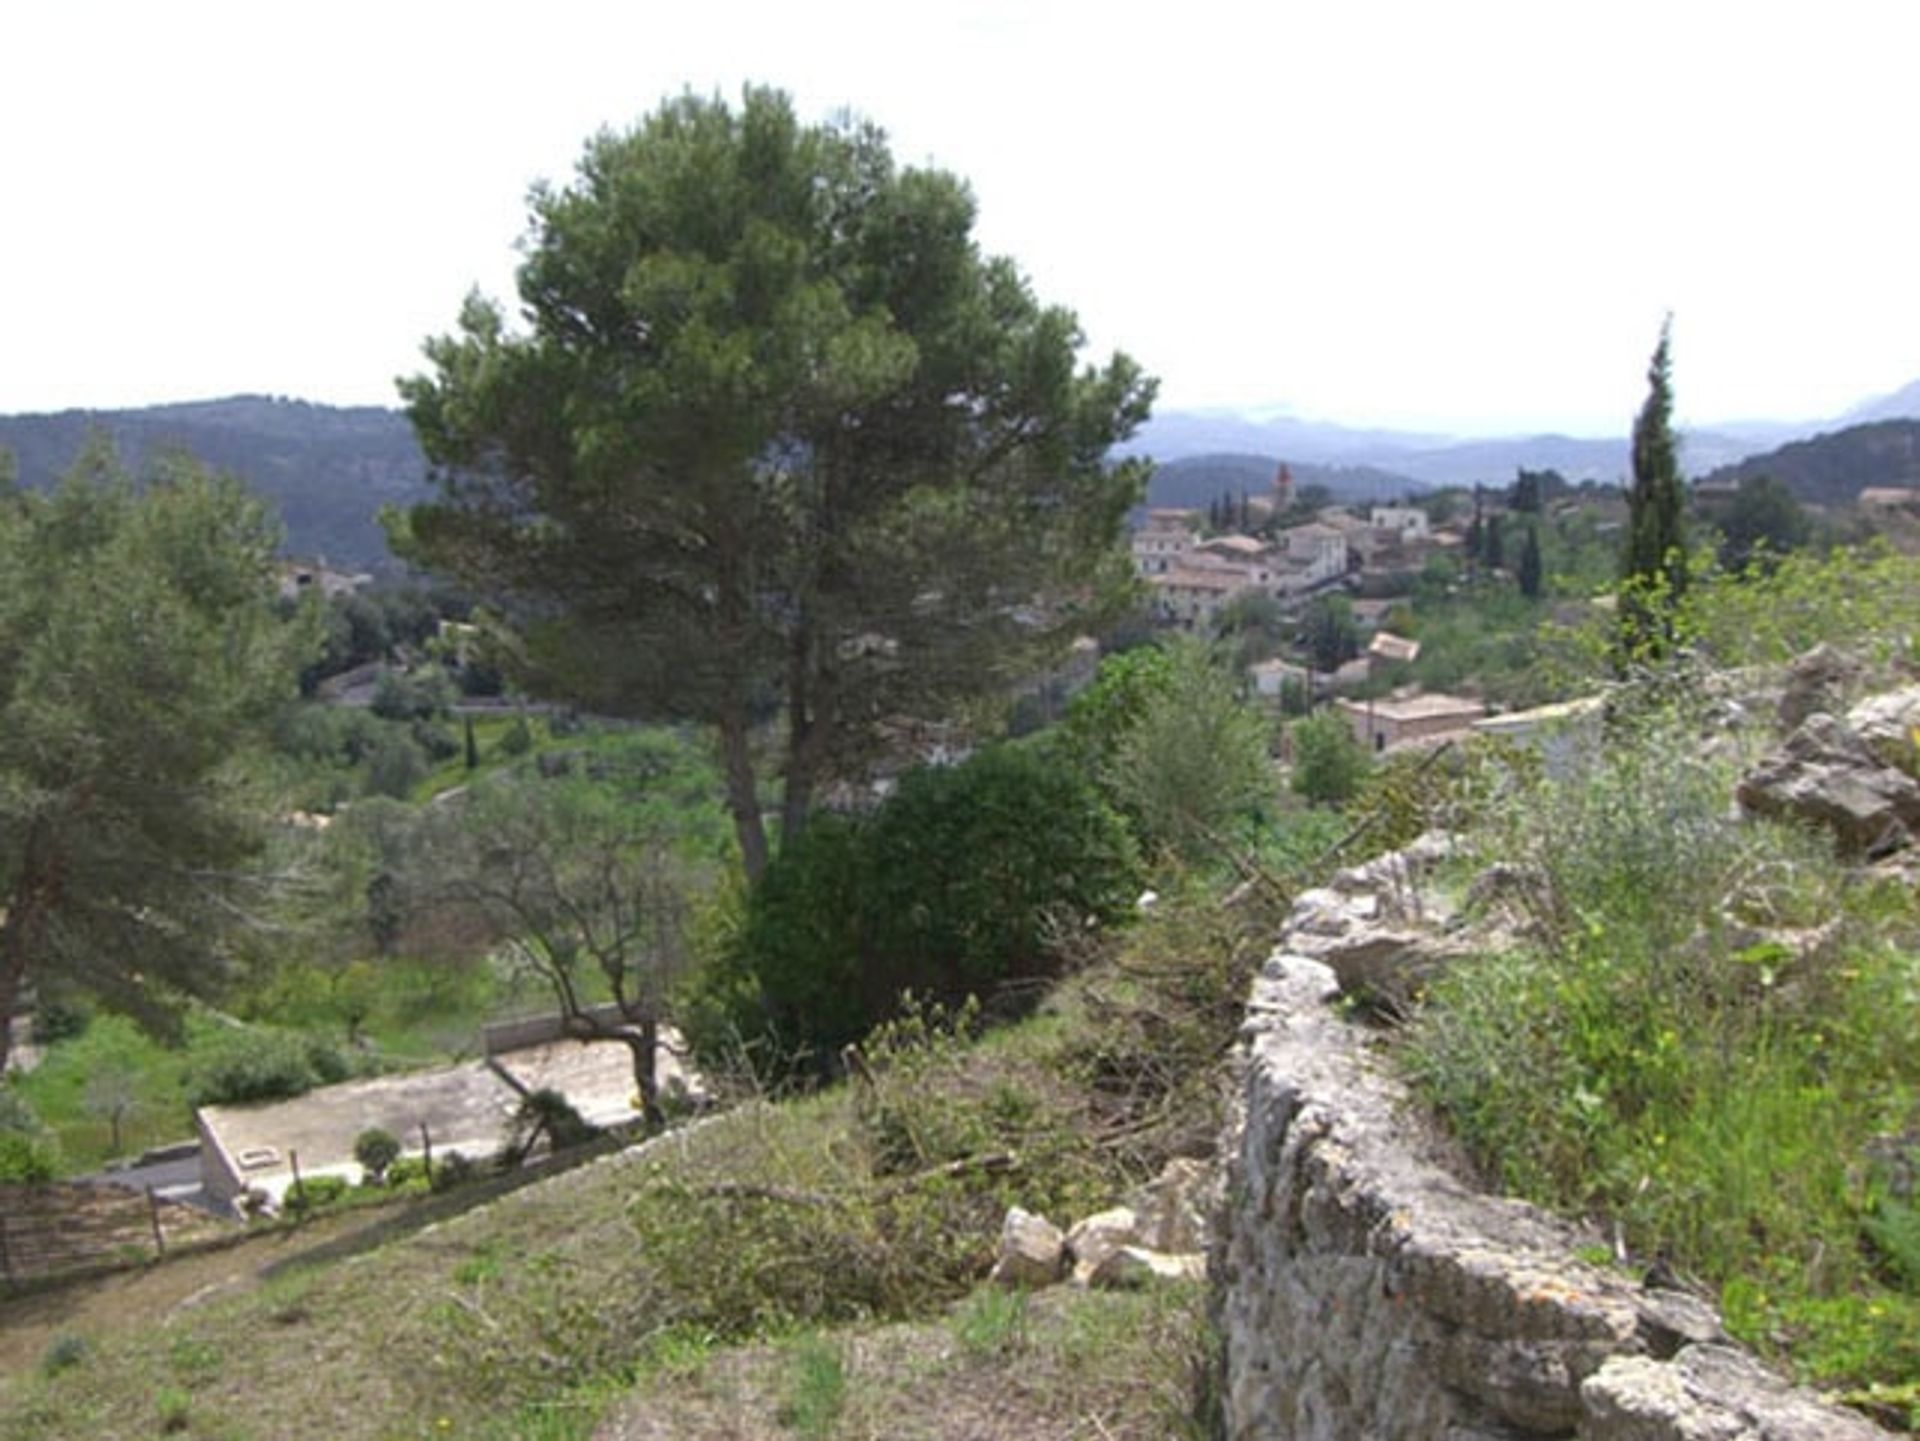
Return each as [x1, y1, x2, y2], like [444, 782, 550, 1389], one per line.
[1130, 376, 1920, 488]
[0, 396, 429, 571]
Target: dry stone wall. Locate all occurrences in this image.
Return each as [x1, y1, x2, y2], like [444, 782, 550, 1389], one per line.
[1212, 847, 1889, 1441]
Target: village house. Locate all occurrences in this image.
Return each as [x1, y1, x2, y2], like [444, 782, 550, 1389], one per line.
[1150, 562, 1248, 628]
[1368, 505, 1431, 540]
[1336, 691, 1486, 754]
[1130, 508, 1200, 576]
[1248, 656, 1311, 703]
[1366, 630, 1421, 679]
[1472, 695, 1604, 778]
[1277, 521, 1349, 590]
[277, 560, 373, 603]
[1859, 486, 1920, 510]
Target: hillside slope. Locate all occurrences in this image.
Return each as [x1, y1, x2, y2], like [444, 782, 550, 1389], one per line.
[1699, 419, 1920, 504]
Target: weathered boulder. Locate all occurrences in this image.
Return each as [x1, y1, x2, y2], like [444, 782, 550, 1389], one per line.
[1130, 1156, 1213, 1255]
[1735, 712, 1920, 854]
[1066, 1206, 1140, 1284]
[989, 1206, 1066, 1288]
[1846, 685, 1920, 777]
[1582, 1344, 1886, 1440]
[1777, 642, 1861, 733]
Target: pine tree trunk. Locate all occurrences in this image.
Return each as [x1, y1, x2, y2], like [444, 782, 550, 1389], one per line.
[717, 711, 769, 883]
[0, 822, 60, 1076]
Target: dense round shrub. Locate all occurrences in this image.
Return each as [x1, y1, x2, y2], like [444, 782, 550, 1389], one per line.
[353, 1127, 402, 1184]
[0, 1131, 59, 1183]
[431, 1150, 480, 1193]
[284, 1174, 350, 1216]
[30, 998, 90, 1046]
[364, 731, 429, 799]
[711, 743, 1141, 1070]
[184, 1023, 348, 1107]
[385, 1155, 430, 1189]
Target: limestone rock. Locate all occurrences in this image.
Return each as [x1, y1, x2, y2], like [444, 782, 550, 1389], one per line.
[1633, 1288, 1730, 1358]
[989, 1206, 1066, 1289]
[1847, 685, 1920, 777]
[1065, 1206, 1140, 1284]
[1581, 1344, 1886, 1440]
[1087, 1244, 1205, 1289]
[1735, 712, 1920, 855]
[1130, 1157, 1212, 1255]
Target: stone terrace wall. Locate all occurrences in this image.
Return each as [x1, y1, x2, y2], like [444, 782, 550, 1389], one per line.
[1213, 861, 1889, 1441]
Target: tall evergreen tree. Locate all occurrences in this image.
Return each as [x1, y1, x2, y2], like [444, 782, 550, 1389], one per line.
[1484, 512, 1505, 572]
[400, 89, 1153, 880]
[0, 443, 315, 1071]
[1518, 522, 1544, 599]
[1620, 318, 1688, 657]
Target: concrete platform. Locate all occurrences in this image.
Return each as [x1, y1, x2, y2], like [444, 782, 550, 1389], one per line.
[195, 1031, 696, 1209]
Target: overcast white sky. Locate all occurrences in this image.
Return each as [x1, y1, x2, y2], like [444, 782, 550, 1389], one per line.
[3, 1, 1915, 436]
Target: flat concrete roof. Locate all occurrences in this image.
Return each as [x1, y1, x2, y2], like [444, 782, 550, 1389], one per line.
[198, 1033, 697, 1201]
[1338, 693, 1486, 723]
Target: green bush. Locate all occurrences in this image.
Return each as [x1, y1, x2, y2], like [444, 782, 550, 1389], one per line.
[39, 1334, 91, 1376]
[432, 1150, 480, 1193]
[30, 998, 90, 1046]
[364, 731, 429, 799]
[0, 1085, 60, 1180]
[353, 1127, 402, 1184]
[184, 1022, 347, 1107]
[1290, 710, 1369, 806]
[385, 1155, 431, 1190]
[716, 743, 1141, 1069]
[498, 715, 534, 757]
[1100, 638, 1275, 862]
[370, 667, 455, 722]
[0, 1130, 59, 1182]
[284, 1173, 351, 1216]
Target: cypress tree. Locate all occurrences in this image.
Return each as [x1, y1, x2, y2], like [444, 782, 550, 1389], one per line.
[1518, 522, 1543, 599]
[1620, 318, 1688, 657]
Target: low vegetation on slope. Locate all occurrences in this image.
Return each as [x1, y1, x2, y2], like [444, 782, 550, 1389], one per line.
[1402, 548, 1920, 1427]
[0, 871, 1281, 1439]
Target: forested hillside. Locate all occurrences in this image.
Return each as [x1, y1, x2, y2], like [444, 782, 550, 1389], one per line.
[0, 397, 428, 570]
[1699, 418, 1920, 504]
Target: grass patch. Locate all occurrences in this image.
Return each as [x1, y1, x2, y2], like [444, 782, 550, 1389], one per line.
[775, 1334, 847, 1439]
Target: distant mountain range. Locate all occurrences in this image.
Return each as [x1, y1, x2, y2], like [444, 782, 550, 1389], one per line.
[1127, 377, 1920, 495]
[3, 378, 1917, 567]
[1145, 453, 1425, 510]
